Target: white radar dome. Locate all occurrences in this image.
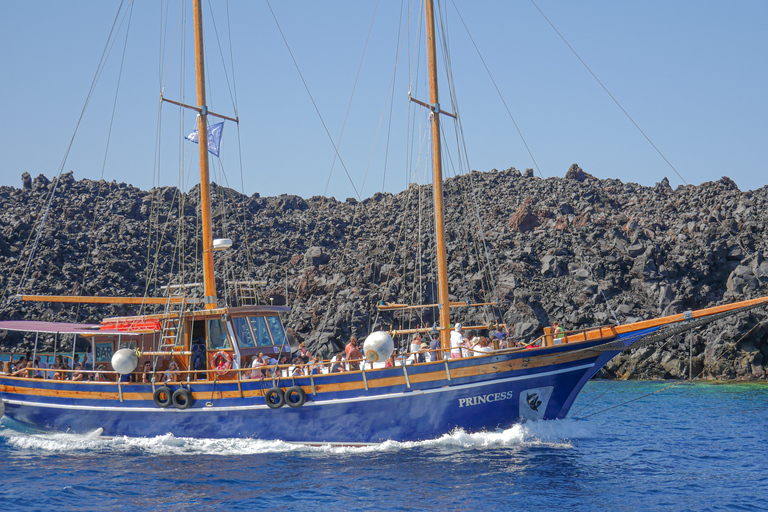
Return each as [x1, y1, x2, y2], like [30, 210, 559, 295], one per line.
[111, 348, 139, 375]
[363, 331, 394, 363]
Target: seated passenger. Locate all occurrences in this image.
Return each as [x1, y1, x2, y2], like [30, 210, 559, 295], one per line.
[475, 338, 492, 354]
[164, 361, 179, 383]
[330, 352, 346, 373]
[298, 342, 312, 364]
[94, 365, 110, 382]
[52, 362, 64, 381]
[11, 356, 27, 373]
[289, 357, 304, 376]
[250, 356, 265, 379]
[141, 361, 154, 383]
[12, 361, 34, 378]
[71, 364, 85, 381]
[309, 355, 324, 375]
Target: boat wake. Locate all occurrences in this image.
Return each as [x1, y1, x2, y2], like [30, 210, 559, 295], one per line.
[0, 417, 591, 455]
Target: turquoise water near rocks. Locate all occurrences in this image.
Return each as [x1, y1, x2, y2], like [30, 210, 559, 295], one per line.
[1, 380, 766, 511]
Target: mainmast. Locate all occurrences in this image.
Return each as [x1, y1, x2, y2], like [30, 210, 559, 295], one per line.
[192, 0, 217, 310]
[424, 0, 452, 350]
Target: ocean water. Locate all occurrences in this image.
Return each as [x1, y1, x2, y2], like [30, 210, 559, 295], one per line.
[1, 381, 766, 512]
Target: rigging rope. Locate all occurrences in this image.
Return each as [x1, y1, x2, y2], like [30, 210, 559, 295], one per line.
[264, 0, 360, 200]
[5, 0, 128, 304]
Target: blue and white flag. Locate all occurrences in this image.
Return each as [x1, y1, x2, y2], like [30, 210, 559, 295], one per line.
[186, 122, 224, 157]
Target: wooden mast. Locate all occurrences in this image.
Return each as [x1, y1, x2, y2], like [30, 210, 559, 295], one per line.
[192, 0, 217, 310]
[424, 0, 452, 351]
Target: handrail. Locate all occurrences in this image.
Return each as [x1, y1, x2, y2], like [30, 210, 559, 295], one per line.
[1, 344, 524, 383]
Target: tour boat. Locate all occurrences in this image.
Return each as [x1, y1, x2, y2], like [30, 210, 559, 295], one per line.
[0, 1, 766, 444]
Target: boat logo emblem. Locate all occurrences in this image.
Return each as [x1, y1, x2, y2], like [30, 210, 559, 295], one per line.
[526, 392, 542, 411]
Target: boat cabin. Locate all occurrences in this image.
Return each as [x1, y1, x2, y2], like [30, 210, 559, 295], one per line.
[98, 305, 294, 380]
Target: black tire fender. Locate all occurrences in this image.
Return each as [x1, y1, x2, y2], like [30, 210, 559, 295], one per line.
[172, 388, 194, 410]
[285, 386, 307, 408]
[264, 387, 285, 409]
[153, 386, 173, 408]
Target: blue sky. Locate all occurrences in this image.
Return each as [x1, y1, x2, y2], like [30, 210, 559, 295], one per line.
[0, 1, 766, 201]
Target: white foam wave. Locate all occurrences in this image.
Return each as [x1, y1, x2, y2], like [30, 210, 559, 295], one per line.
[1, 417, 590, 456]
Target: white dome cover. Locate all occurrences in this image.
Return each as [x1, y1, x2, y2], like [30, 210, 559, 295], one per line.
[111, 348, 139, 375]
[363, 331, 394, 363]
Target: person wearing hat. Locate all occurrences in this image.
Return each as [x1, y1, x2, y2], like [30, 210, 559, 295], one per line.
[450, 324, 464, 359]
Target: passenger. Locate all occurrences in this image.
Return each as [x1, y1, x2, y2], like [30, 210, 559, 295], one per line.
[12, 361, 34, 378]
[265, 354, 279, 376]
[84, 346, 94, 371]
[277, 355, 291, 377]
[298, 342, 312, 364]
[288, 357, 304, 376]
[345, 337, 358, 359]
[164, 361, 179, 383]
[330, 352, 346, 373]
[428, 332, 441, 362]
[409, 334, 422, 362]
[476, 338, 492, 354]
[493, 328, 509, 350]
[467, 336, 480, 356]
[384, 351, 396, 368]
[250, 355, 265, 379]
[71, 364, 84, 382]
[35, 356, 47, 378]
[552, 321, 565, 344]
[141, 361, 154, 383]
[309, 355, 324, 375]
[94, 365, 109, 382]
[347, 339, 363, 370]
[450, 324, 464, 359]
[70, 354, 82, 370]
[11, 356, 27, 373]
[52, 360, 65, 380]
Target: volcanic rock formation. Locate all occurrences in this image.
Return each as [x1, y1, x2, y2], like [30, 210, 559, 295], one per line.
[1, 166, 767, 381]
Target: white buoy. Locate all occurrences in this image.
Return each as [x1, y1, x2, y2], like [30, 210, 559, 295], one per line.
[111, 348, 139, 375]
[0, 399, 5, 419]
[363, 331, 394, 363]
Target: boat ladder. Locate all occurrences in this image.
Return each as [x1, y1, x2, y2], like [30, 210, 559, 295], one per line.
[158, 283, 199, 351]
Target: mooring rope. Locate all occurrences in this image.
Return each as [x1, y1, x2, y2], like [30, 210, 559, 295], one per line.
[575, 311, 768, 421]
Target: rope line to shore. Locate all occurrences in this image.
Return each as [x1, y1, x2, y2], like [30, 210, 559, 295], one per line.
[575, 316, 767, 421]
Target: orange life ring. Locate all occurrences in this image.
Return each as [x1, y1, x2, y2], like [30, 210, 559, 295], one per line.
[212, 351, 233, 376]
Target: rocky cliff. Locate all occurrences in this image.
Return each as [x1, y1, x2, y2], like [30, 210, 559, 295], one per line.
[1, 165, 767, 381]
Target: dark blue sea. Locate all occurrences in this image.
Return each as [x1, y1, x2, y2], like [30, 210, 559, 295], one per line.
[1, 381, 766, 512]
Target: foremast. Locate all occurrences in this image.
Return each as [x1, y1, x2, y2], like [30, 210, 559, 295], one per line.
[192, 0, 217, 310]
[424, 0, 452, 351]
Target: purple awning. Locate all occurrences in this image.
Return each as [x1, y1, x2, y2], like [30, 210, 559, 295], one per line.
[0, 320, 141, 336]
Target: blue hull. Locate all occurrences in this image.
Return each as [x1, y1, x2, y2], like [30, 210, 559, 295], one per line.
[0, 343, 621, 444]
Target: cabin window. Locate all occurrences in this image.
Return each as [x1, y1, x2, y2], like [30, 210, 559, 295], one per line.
[248, 316, 273, 347]
[233, 317, 256, 348]
[207, 319, 231, 350]
[266, 315, 287, 347]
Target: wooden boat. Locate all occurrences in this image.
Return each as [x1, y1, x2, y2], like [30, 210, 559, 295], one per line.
[0, 1, 766, 444]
